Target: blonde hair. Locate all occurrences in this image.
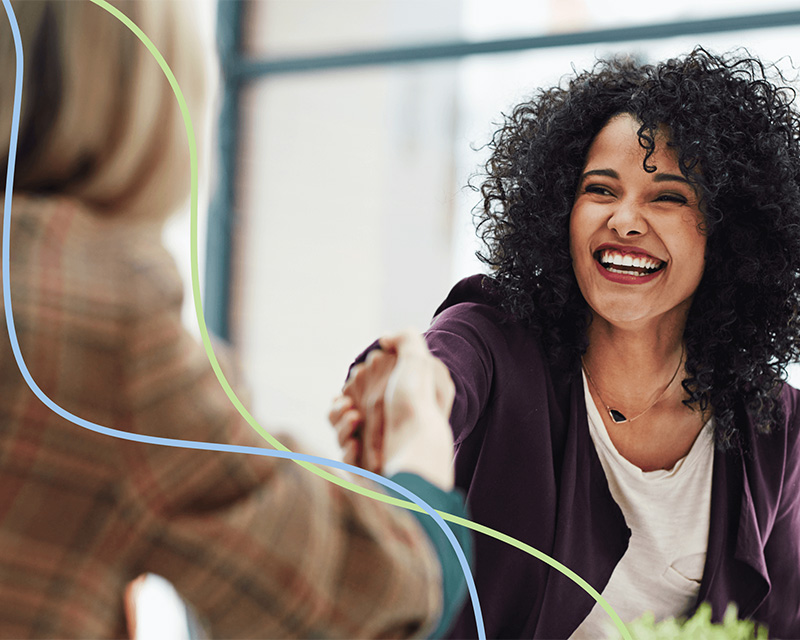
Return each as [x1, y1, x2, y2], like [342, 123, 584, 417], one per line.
[0, 0, 207, 220]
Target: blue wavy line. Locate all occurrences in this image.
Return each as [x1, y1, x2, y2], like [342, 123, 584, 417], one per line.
[0, 1, 484, 637]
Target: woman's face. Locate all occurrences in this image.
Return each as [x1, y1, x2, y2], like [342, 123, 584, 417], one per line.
[569, 113, 706, 331]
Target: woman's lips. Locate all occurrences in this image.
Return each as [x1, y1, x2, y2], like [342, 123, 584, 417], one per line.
[593, 246, 666, 284]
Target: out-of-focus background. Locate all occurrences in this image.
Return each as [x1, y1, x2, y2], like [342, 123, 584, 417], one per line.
[150, 0, 800, 636]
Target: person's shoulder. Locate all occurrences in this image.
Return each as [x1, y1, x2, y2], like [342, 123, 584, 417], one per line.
[432, 273, 535, 331]
[764, 376, 800, 511]
[430, 274, 515, 331]
[742, 381, 800, 469]
[11, 195, 182, 318]
[428, 274, 547, 364]
[780, 379, 800, 411]
[778, 381, 800, 444]
[433, 274, 502, 314]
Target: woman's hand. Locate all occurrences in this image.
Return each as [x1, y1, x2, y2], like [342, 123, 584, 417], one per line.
[331, 348, 396, 473]
[329, 331, 455, 490]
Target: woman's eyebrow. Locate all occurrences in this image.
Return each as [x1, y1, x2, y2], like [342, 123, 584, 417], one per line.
[581, 168, 618, 180]
[580, 169, 693, 187]
[653, 173, 690, 184]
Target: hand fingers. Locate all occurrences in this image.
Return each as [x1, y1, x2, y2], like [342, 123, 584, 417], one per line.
[342, 438, 361, 467]
[330, 395, 365, 465]
[371, 419, 384, 471]
[328, 395, 354, 426]
[378, 329, 429, 357]
[362, 402, 384, 472]
[343, 349, 393, 403]
[343, 362, 366, 400]
[330, 396, 365, 448]
[341, 344, 422, 475]
[360, 351, 395, 473]
[338, 352, 394, 473]
[334, 408, 362, 447]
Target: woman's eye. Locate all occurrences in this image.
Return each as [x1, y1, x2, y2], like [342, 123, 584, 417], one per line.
[655, 193, 688, 204]
[585, 184, 613, 196]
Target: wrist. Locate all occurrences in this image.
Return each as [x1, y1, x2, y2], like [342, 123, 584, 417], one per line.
[383, 411, 454, 491]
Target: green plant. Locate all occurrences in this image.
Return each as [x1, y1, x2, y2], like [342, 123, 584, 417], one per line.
[613, 603, 768, 639]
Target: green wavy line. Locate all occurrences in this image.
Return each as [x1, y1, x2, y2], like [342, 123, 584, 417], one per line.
[86, 1, 631, 638]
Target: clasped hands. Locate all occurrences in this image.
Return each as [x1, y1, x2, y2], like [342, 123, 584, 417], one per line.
[329, 331, 456, 491]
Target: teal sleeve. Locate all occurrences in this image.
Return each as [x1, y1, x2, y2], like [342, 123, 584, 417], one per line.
[388, 473, 473, 639]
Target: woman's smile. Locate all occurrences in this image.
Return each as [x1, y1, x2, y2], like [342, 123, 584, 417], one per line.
[593, 243, 667, 283]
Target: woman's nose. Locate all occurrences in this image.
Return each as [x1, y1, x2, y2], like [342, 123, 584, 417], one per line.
[607, 199, 647, 237]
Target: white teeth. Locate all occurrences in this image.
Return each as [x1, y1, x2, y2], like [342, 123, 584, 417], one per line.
[606, 266, 652, 277]
[598, 249, 663, 271]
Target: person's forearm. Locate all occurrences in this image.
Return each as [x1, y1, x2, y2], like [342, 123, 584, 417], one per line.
[388, 472, 472, 639]
[383, 411, 454, 491]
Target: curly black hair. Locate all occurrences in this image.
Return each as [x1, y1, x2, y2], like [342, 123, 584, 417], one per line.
[475, 47, 800, 449]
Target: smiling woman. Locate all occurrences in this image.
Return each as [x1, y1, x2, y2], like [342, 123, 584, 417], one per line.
[464, 49, 800, 638]
[341, 47, 800, 639]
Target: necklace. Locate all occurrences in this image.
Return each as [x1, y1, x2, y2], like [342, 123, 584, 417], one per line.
[582, 344, 685, 424]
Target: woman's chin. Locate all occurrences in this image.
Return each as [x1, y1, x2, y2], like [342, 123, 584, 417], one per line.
[591, 308, 655, 331]
[587, 296, 694, 333]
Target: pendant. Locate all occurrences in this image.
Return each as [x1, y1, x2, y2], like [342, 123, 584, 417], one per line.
[609, 409, 628, 423]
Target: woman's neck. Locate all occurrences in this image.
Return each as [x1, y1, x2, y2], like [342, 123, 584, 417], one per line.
[582, 315, 686, 409]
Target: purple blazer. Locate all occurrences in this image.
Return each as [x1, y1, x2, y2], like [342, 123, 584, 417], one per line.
[363, 274, 800, 639]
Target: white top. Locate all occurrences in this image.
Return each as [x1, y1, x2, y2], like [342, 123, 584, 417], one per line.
[570, 372, 714, 639]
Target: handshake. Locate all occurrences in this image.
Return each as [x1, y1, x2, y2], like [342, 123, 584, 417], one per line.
[329, 331, 457, 491]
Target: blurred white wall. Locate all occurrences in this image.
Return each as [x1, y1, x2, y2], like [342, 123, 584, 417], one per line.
[233, 1, 462, 456]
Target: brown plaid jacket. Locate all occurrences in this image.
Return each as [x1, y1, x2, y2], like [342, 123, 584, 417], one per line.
[0, 196, 442, 639]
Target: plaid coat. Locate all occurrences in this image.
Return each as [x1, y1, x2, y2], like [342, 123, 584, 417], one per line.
[0, 195, 443, 639]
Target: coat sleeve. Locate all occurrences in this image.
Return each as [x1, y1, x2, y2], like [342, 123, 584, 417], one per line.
[424, 303, 495, 446]
[116, 246, 446, 639]
[349, 301, 496, 450]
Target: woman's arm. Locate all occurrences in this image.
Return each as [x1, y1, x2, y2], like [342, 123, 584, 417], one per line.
[424, 304, 496, 446]
[346, 304, 496, 451]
